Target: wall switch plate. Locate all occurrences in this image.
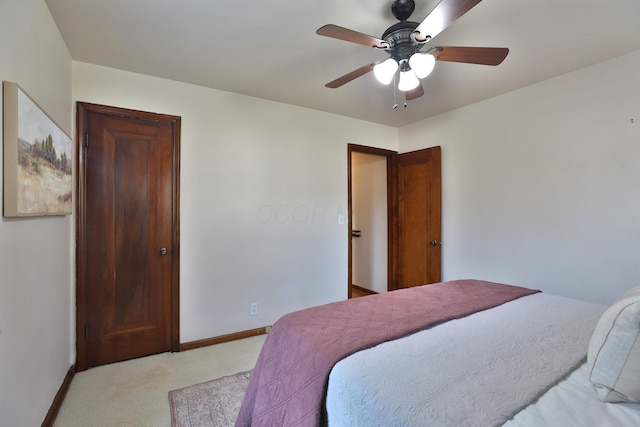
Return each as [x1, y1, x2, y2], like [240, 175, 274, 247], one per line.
[250, 303, 258, 315]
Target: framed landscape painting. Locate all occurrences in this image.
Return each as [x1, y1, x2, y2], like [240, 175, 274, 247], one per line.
[3, 81, 72, 217]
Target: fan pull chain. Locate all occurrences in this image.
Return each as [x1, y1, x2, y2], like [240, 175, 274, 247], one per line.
[392, 74, 398, 109]
[391, 74, 409, 109]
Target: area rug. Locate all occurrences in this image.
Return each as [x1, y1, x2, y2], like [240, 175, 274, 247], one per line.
[169, 370, 252, 427]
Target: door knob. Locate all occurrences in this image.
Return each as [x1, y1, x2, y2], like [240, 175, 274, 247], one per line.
[430, 240, 438, 247]
[159, 247, 168, 256]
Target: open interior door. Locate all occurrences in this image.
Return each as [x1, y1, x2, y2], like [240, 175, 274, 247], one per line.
[391, 146, 442, 289]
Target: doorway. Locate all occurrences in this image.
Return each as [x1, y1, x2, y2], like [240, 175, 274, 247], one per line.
[348, 144, 441, 298]
[348, 145, 395, 298]
[76, 103, 181, 371]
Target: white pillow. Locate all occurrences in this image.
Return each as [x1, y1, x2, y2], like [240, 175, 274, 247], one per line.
[588, 284, 640, 403]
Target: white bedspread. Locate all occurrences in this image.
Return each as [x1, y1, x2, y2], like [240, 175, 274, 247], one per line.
[326, 293, 606, 427]
[505, 362, 640, 426]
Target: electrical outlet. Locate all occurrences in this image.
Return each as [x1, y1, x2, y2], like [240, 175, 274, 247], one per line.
[250, 302, 258, 315]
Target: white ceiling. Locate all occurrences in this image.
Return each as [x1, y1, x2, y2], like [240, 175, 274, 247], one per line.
[45, 0, 640, 128]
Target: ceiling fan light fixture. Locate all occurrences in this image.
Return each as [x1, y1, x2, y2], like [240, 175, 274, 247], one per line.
[316, 0, 509, 101]
[373, 58, 399, 85]
[409, 52, 436, 79]
[398, 69, 419, 91]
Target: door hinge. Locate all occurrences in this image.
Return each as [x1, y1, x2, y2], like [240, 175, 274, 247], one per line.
[84, 323, 89, 340]
[85, 132, 89, 148]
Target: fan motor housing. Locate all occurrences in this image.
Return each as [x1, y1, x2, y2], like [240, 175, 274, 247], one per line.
[382, 21, 421, 61]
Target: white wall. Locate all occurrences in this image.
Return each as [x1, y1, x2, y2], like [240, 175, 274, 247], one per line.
[352, 152, 388, 293]
[0, 1, 73, 426]
[400, 50, 640, 305]
[73, 62, 398, 342]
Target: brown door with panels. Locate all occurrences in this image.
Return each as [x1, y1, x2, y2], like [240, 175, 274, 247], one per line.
[392, 146, 442, 288]
[76, 103, 180, 371]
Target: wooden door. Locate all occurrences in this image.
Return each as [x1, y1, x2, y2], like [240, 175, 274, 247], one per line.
[391, 146, 442, 289]
[76, 103, 180, 371]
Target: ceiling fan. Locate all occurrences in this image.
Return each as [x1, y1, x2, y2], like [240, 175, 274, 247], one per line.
[316, 0, 509, 101]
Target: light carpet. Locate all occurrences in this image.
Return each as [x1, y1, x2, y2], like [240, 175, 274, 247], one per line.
[54, 335, 265, 427]
[169, 370, 252, 427]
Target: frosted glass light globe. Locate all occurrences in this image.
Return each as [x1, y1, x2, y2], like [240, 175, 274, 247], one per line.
[398, 69, 419, 91]
[409, 53, 436, 79]
[373, 58, 399, 85]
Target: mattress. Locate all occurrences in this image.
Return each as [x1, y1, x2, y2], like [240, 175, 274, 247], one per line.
[326, 293, 640, 426]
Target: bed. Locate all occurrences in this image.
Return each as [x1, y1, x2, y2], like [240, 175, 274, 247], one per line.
[235, 279, 640, 426]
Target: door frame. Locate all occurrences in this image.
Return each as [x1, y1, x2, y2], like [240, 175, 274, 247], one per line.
[347, 144, 397, 297]
[75, 102, 181, 371]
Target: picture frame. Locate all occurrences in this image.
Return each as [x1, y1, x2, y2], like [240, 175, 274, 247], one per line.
[3, 81, 72, 217]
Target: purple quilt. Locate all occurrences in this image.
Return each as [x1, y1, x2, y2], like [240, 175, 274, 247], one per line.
[235, 279, 539, 427]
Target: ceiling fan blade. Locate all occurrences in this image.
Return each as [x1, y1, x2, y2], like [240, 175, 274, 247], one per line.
[430, 46, 509, 65]
[325, 63, 376, 88]
[405, 82, 424, 101]
[415, 0, 483, 41]
[316, 24, 389, 49]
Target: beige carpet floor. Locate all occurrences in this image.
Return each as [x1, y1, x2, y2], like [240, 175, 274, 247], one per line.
[54, 335, 266, 427]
